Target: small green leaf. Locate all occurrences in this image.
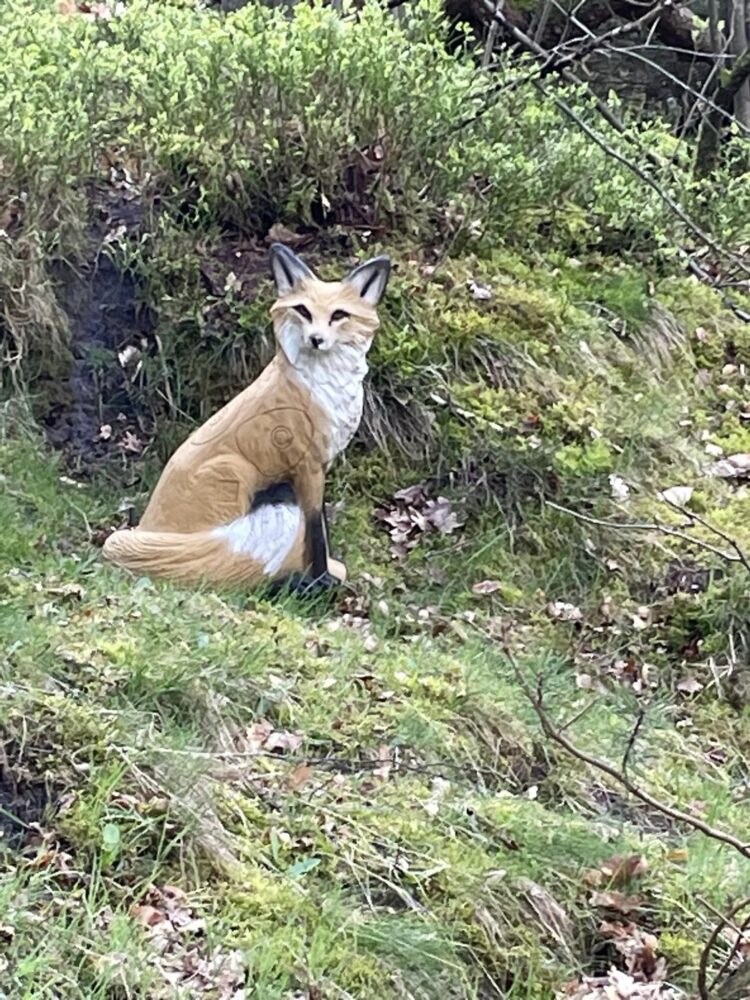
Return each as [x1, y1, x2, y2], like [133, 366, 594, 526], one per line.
[102, 823, 122, 853]
[287, 857, 320, 878]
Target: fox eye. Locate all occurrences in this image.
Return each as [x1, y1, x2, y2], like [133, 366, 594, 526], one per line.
[293, 304, 312, 322]
[330, 309, 350, 323]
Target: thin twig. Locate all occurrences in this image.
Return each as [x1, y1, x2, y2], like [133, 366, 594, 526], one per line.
[480, 0, 668, 167]
[547, 87, 750, 279]
[698, 896, 750, 1000]
[461, 0, 750, 282]
[619, 45, 750, 138]
[546, 500, 746, 565]
[538, 0, 678, 77]
[662, 498, 750, 574]
[113, 743, 510, 782]
[502, 643, 750, 859]
[620, 707, 646, 778]
[710, 906, 750, 990]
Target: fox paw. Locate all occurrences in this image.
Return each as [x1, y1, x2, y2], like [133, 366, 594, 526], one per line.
[268, 571, 341, 599]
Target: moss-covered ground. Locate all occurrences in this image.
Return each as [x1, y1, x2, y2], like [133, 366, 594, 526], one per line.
[2, 240, 750, 995]
[3, 1, 750, 997]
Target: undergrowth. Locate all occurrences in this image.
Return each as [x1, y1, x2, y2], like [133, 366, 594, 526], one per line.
[1, 0, 749, 378]
[2, 1, 750, 996]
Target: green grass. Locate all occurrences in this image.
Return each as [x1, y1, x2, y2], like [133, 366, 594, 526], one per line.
[1, 418, 749, 998]
[2, 3, 750, 993]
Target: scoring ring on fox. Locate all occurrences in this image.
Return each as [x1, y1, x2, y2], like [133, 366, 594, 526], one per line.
[270, 424, 295, 449]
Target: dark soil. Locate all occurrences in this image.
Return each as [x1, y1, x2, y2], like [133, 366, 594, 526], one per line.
[0, 762, 55, 852]
[43, 192, 155, 475]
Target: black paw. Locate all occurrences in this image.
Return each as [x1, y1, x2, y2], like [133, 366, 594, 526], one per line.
[267, 571, 340, 599]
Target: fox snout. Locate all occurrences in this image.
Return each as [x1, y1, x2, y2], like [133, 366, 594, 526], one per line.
[306, 332, 329, 351]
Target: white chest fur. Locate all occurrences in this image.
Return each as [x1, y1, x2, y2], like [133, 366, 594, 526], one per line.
[291, 346, 367, 463]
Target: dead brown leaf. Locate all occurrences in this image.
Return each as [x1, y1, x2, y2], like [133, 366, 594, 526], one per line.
[121, 430, 143, 454]
[546, 601, 583, 622]
[373, 745, 392, 781]
[130, 904, 167, 928]
[589, 890, 644, 915]
[287, 764, 313, 791]
[264, 729, 303, 754]
[583, 855, 647, 888]
[676, 676, 704, 694]
[707, 452, 750, 480]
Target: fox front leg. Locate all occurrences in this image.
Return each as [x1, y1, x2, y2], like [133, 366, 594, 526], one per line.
[293, 464, 343, 590]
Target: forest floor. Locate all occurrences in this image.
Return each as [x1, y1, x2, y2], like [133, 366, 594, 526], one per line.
[2, 344, 750, 999]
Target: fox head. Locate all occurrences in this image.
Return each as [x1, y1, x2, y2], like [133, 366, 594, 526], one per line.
[269, 243, 390, 367]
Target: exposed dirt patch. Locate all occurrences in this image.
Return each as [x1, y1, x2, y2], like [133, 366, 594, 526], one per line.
[0, 755, 56, 851]
[42, 191, 155, 474]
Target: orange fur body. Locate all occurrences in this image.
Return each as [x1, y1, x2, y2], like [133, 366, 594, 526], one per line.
[102, 245, 390, 589]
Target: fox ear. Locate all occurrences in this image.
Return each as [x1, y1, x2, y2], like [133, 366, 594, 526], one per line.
[270, 243, 316, 295]
[344, 255, 391, 306]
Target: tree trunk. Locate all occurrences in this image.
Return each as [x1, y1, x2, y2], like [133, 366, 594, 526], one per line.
[695, 46, 750, 176]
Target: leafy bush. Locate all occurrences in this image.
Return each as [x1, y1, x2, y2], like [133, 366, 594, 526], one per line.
[1, 0, 748, 269]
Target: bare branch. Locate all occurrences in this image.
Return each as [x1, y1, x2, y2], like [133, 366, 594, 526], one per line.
[546, 500, 749, 567]
[618, 45, 750, 139]
[698, 897, 750, 1000]
[710, 906, 750, 990]
[537, 0, 679, 77]
[475, 1, 750, 280]
[480, 0, 669, 169]
[501, 643, 750, 859]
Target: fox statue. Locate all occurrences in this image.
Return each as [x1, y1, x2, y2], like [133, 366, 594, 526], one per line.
[102, 243, 391, 593]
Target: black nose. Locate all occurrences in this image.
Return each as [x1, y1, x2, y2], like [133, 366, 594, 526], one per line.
[310, 336, 323, 350]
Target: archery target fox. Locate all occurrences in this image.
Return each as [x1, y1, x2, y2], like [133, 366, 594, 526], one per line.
[102, 243, 391, 592]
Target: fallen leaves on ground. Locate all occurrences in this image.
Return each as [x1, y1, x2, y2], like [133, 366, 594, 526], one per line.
[658, 485, 693, 507]
[375, 483, 463, 559]
[609, 474, 630, 501]
[121, 430, 143, 454]
[565, 881, 676, 1000]
[129, 885, 246, 998]
[706, 452, 750, 480]
[582, 855, 647, 889]
[676, 675, 704, 694]
[561, 969, 679, 999]
[236, 719, 303, 755]
[547, 601, 583, 622]
[599, 921, 665, 983]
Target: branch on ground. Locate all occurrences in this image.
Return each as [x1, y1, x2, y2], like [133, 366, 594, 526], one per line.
[698, 897, 750, 1000]
[546, 500, 750, 575]
[501, 642, 750, 860]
